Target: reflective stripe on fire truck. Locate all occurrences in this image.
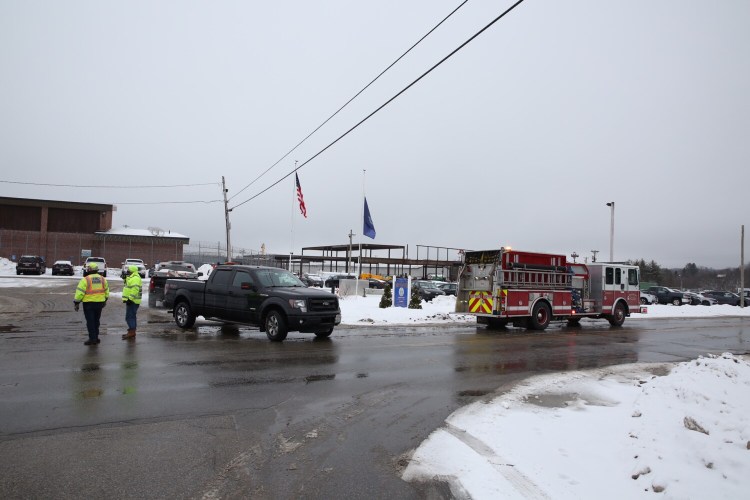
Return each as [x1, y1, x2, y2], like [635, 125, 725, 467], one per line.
[468, 291, 492, 313]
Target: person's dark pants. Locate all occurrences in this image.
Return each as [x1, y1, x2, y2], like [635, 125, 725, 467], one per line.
[82, 302, 105, 342]
[125, 302, 139, 330]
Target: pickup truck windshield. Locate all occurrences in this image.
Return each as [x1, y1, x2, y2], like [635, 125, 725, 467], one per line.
[255, 269, 306, 287]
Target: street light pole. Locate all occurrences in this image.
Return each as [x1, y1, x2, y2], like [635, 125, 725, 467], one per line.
[606, 202, 615, 262]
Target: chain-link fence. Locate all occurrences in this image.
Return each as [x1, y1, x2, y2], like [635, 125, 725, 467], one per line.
[183, 241, 284, 268]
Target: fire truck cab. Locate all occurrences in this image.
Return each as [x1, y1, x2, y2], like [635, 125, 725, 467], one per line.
[455, 248, 643, 330]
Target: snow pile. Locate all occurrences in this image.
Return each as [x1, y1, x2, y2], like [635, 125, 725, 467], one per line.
[403, 353, 750, 499]
[339, 294, 475, 325]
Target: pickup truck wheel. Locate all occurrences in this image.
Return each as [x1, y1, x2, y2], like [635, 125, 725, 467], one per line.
[174, 301, 196, 328]
[671, 298, 681, 306]
[314, 328, 333, 338]
[264, 310, 288, 342]
[529, 302, 551, 330]
[608, 302, 626, 326]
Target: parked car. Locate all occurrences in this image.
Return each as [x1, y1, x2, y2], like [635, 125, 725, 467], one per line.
[323, 274, 356, 289]
[301, 273, 324, 287]
[701, 290, 743, 306]
[83, 256, 107, 277]
[121, 258, 147, 278]
[16, 255, 47, 275]
[51, 260, 74, 276]
[412, 280, 446, 302]
[639, 290, 658, 305]
[645, 286, 688, 306]
[683, 292, 717, 306]
[367, 278, 387, 289]
[437, 282, 457, 296]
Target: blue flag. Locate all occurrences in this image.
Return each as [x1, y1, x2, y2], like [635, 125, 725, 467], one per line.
[363, 197, 376, 239]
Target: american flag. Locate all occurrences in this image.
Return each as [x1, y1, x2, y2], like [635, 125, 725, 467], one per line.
[295, 173, 307, 218]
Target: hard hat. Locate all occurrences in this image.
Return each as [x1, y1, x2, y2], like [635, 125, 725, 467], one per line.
[87, 262, 99, 270]
[128, 265, 138, 274]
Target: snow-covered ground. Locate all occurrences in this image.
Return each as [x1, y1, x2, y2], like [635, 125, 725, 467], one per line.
[2, 257, 749, 498]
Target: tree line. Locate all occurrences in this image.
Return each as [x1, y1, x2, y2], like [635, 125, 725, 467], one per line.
[630, 259, 749, 292]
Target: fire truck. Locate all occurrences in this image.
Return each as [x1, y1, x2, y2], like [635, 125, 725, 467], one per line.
[455, 248, 644, 330]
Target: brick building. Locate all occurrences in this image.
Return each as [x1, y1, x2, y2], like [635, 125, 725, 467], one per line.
[0, 197, 189, 268]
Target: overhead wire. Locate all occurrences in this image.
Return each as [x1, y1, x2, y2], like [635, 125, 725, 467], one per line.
[0, 179, 222, 205]
[229, 0, 470, 202]
[113, 200, 222, 205]
[0, 180, 220, 189]
[230, 0, 526, 211]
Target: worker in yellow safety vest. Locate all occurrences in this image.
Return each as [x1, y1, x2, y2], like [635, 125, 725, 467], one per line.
[121, 264, 142, 340]
[74, 262, 110, 346]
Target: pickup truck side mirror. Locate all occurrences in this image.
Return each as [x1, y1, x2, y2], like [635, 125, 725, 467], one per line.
[197, 272, 204, 277]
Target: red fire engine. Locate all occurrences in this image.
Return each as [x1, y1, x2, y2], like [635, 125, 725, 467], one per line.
[455, 248, 644, 330]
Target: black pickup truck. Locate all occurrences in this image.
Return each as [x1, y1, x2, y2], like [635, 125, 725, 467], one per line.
[163, 264, 341, 341]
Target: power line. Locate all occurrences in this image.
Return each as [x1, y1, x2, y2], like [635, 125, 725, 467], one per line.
[113, 200, 222, 205]
[0, 180, 220, 189]
[229, 0, 469, 202]
[230, 0, 527, 211]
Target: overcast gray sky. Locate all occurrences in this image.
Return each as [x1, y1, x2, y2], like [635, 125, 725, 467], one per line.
[1, 1, 748, 269]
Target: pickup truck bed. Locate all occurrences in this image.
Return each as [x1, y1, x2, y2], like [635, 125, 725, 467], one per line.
[148, 268, 201, 307]
[163, 264, 341, 341]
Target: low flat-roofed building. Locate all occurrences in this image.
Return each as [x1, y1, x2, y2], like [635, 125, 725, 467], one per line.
[0, 196, 189, 269]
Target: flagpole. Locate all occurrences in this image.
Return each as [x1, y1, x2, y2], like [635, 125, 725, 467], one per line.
[356, 169, 366, 296]
[289, 161, 297, 272]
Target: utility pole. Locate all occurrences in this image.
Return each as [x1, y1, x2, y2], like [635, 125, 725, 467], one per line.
[222, 176, 232, 262]
[606, 201, 615, 262]
[591, 250, 599, 263]
[570, 252, 579, 263]
[741, 225, 745, 308]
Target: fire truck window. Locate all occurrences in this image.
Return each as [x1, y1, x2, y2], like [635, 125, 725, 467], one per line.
[628, 269, 639, 286]
[605, 267, 614, 285]
[615, 268, 622, 284]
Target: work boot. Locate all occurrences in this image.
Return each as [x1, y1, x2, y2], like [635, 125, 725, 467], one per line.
[84, 339, 97, 346]
[122, 329, 136, 340]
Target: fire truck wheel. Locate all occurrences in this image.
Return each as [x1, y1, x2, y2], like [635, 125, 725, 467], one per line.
[608, 302, 626, 326]
[529, 302, 551, 330]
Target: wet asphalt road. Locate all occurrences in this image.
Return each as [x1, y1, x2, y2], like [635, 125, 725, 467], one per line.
[1, 278, 749, 499]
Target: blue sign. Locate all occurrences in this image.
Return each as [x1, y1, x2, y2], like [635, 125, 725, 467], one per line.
[394, 277, 409, 308]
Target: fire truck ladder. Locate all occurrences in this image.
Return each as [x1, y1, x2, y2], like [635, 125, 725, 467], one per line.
[500, 264, 571, 290]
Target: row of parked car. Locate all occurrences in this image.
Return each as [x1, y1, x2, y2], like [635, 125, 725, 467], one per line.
[14, 255, 150, 278]
[641, 286, 748, 306]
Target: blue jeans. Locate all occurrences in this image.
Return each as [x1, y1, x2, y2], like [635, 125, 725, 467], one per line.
[125, 301, 140, 330]
[82, 302, 105, 341]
